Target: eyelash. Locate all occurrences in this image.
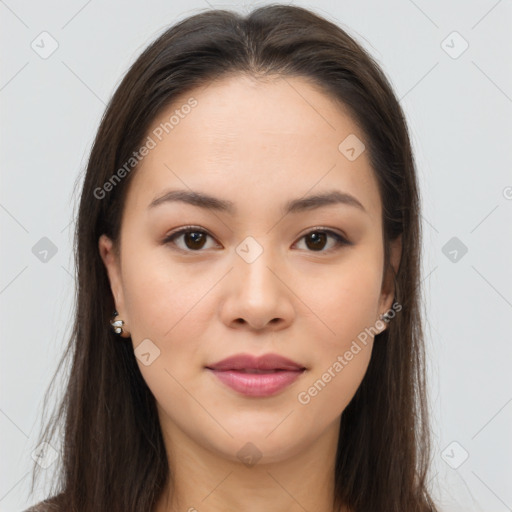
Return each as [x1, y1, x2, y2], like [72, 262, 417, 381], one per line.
[162, 225, 351, 254]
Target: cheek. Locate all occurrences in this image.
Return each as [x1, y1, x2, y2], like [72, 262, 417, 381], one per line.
[304, 250, 383, 345]
[122, 243, 196, 332]
[121, 252, 211, 418]
[292, 250, 382, 411]
[293, 268, 381, 423]
[121, 247, 213, 380]
[294, 343, 372, 432]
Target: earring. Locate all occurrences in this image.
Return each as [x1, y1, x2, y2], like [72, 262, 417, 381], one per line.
[380, 311, 393, 324]
[110, 310, 125, 335]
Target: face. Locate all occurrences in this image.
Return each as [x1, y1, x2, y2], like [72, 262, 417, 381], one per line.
[99, 74, 401, 467]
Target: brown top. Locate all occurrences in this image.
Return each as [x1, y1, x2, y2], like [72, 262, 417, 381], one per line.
[22, 496, 355, 512]
[22, 498, 61, 512]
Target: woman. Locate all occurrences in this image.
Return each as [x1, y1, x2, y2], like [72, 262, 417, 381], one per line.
[26, 4, 439, 511]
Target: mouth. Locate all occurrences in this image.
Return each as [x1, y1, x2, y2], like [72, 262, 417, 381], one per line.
[205, 366, 306, 397]
[205, 352, 306, 372]
[206, 368, 304, 373]
[205, 352, 306, 397]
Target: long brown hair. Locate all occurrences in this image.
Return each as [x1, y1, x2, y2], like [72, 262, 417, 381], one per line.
[29, 4, 439, 511]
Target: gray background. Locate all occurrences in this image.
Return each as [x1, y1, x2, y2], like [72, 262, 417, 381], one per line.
[1, 1, 511, 511]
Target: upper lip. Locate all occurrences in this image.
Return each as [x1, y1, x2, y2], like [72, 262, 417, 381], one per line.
[206, 353, 306, 371]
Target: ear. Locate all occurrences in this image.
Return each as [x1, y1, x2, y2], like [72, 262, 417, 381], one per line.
[98, 234, 130, 338]
[377, 234, 402, 332]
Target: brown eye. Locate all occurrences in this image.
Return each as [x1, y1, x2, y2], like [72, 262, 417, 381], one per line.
[163, 227, 217, 252]
[182, 231, 207, 250]
[305, 232, 328, 251]
[163, 227, 350, 254]
[296, 229, 350, 253]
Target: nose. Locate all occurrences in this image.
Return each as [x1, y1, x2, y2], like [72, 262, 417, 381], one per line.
[219, 245, 295, 332]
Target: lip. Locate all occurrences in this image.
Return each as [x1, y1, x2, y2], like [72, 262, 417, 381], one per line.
[205, 353, 306, 397]
[206, 353, 305, 371]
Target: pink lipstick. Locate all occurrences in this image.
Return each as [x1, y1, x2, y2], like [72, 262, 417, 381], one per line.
[205, 353, 306, 397]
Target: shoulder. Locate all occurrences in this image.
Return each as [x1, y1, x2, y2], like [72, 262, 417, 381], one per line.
[22, 496, 62, 512]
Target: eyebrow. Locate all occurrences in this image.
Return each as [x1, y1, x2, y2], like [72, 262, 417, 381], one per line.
[148, 189, 366, 215]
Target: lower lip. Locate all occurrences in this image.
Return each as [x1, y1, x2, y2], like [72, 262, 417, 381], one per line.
[207, 369, 305, 397]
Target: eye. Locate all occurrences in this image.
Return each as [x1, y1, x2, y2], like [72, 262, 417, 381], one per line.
[163, 226, 218, 252]
[294, 228, 351, 253]
[163, 226, 351, 253]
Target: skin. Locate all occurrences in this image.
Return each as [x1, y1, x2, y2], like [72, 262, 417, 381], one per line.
[99, 74, 401, 512]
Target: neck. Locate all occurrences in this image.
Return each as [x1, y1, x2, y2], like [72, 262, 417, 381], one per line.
[154, 414, 346, 512]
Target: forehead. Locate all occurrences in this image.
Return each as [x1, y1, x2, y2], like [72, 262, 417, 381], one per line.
[124, 74, 382, 224]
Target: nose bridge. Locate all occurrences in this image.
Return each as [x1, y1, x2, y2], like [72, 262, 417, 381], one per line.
[220, 234, 293, 330]
[234, 234, 280, 297]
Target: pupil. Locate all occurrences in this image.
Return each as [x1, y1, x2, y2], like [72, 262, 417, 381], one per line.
[186, 232, 205, 249]
[307, 232, 326, 251]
